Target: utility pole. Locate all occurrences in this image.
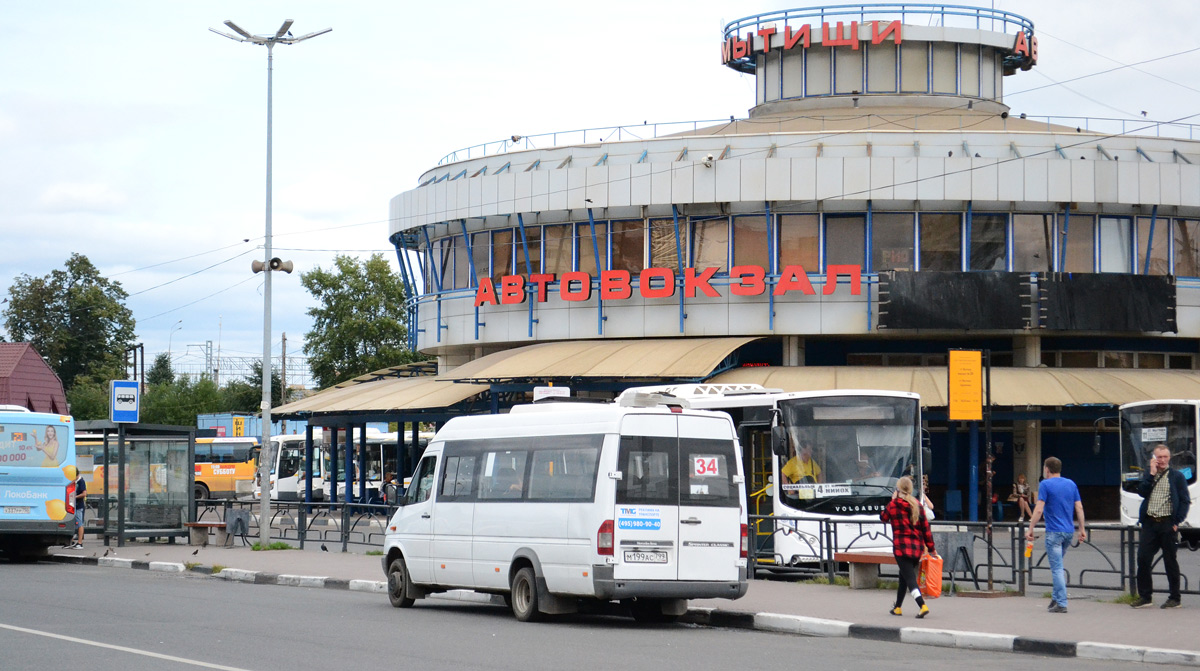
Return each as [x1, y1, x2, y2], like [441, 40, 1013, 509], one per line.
[281, 332, 287, 406]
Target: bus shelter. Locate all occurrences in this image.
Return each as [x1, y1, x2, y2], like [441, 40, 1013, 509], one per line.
[76, 421, 195, 547]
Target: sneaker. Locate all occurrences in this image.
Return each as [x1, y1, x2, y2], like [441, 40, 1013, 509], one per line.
[72, 543, 84, 550]
[1046, 601, 1059, 611]
[1048, 603, 1068, 613]
[1130, 597, 1154, 609]
[1161, 598, 1182, 609]
[889, 606, 902, 616]
[916, 604, 930, 619]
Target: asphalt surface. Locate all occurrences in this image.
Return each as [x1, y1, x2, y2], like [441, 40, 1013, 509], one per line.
[46, 537, 1200, 666]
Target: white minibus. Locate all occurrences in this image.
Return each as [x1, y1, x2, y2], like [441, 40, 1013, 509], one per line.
[382, 395, 749, 622]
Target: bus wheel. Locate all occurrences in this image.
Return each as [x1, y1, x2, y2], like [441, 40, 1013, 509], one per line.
[510, 567, 542, 622]
[194, 483, 209, 501]
[387, 558, 416, 608]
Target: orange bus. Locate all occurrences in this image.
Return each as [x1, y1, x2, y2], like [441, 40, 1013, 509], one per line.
[78, 435, 260, 501]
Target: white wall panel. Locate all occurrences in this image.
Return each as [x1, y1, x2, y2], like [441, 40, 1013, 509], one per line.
[1117, 161, 1139, 204]
[970, 158, 998, 201]
[1094, 161, 1117, 202]
[1160, 163, 1181, 207]
[469, 178, 483, 218]
[586, 166, 609, 207]
[843, 158, 870, 200]
[869, 157, 894, 200]
[547, 169, 567, 211]
[643, 303, 681, 337]
[765, 158, 791, 201]
[682, 303, 732, 336]
[727, 301, 771, 334]
[673, 162, 695, 203]
[791, 158, 818, 201]
[694, 158, 717, 202]
[630, 163, 652, 205]
[893, 157, 917, 200]
[515, 171, 532, 214]
[742, 159, 767, 202]
[715, 160, 741, 202]
[1023, 159, 1048, 202]
[603, 304, 648, 338]
[1047, 160, 1071, 202]
[1184, 165, 1200, 208]
[1070, 161, 1096, 203]
[816, 158, 844, 201]
[1137, 163, 1158, 205]
[496, 172, 515, 211]
[997, 158, 1023, 201]
[651, 162, 673, 204]
[566, 167, 587, 210]
[608, 164, 631, 207]
[918, 157, 947, 201]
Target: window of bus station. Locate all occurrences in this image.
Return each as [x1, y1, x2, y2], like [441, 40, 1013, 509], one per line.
[423, 212, 1200, 294]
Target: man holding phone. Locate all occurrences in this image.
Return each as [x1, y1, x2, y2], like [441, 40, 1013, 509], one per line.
[1132, 444, 1190, 609]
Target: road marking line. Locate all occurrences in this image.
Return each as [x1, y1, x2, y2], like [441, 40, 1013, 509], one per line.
[0, 622, 255, 671]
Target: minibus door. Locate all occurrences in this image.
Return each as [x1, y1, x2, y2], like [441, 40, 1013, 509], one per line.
[677, 416, 743, 582]
[614, 414, 681, 581]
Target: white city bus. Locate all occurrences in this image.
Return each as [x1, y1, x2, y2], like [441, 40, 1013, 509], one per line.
[1119, 399, 1200, 546]
[618, 385, 925, 565]
[383, 395, 749, 622]
[256, 430, 431, 502]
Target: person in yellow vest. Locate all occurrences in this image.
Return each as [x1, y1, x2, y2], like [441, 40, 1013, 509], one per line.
[782, 440, 822, 484]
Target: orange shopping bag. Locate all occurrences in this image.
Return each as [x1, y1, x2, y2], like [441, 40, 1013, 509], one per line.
[918, 552, 943, 599]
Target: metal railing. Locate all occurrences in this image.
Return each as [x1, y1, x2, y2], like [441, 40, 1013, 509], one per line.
[748, 515, 1200, 596]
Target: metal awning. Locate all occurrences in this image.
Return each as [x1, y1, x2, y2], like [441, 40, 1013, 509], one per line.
[273, 375, 488, 417]
[708, 366, 1200, 407]
[439, 337, 761, 383]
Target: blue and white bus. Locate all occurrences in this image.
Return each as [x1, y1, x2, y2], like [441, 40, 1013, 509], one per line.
[0, 406, 77, 558]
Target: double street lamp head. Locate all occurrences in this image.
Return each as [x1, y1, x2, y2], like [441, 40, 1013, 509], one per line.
[209, 19, 331, 45]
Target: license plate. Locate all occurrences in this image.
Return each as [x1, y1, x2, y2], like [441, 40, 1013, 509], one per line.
[4, 506, 30, 514]
[623, 551, 667, 564]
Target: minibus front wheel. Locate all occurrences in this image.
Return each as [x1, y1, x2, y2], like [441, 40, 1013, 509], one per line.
[510, 567, 543, 622]
[387, 557, 416, 608]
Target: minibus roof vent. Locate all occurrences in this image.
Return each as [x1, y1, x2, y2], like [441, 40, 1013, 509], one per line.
[616, 392, 691, 410]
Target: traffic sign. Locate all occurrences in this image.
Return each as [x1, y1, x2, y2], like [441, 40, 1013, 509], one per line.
[110, 380, 140, 423]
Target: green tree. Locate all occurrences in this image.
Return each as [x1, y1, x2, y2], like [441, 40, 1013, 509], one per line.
[222, 360, 282, 412]
[4, 253, 136, 390]
[147, 353, 175, 387]
[65, 376, 113, 421]
[301, 253, 418, 388]
[141, 375, 224, 426]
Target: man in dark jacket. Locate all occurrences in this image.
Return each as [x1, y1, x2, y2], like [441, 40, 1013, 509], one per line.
[1132, 444, 1191, 609]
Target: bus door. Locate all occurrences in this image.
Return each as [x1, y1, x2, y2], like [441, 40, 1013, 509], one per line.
[677, 416, 742, 582]
[614, 414, 681, 581]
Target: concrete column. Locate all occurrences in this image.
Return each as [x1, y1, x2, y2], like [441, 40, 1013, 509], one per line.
[782, 336, 804, 367]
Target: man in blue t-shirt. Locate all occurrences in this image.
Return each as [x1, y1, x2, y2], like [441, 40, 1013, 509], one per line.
[1025, 456, 1087, 613]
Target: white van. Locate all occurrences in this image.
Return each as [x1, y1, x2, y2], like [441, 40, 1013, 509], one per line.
[381, 396, 749, 622]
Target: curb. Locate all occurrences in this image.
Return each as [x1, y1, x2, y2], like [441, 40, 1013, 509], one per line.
[48, 553, 1200, 665]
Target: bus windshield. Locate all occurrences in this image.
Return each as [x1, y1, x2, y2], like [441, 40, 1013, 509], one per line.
[776, 394, 918, 513]
[1121, 403, 1198, 493]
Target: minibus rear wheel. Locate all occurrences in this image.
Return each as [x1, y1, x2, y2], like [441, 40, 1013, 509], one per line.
[510, 567, 542, 622]
[387, 558, 416, 608]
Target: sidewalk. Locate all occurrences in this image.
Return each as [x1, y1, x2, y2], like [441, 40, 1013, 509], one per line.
[49, 539, 1200, 666]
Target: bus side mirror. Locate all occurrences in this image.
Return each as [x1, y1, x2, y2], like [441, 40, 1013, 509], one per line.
[771, 426, 789, 457]
[922, 446, 933, 471]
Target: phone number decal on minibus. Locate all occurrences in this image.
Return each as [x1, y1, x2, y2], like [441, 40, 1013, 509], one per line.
[618, 518, 662, 530]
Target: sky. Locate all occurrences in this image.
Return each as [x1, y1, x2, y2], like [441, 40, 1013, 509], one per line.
[2, 1, 1199, 389]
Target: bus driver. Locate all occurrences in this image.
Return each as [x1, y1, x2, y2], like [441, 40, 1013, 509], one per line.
[782, 440, 822, 484]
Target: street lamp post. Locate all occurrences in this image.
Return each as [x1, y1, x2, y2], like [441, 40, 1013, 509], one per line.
[211, 19, 329, 550]
[167, 319, 183, 362]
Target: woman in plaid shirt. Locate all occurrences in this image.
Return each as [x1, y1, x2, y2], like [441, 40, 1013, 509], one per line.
[880, 476, 936, 618]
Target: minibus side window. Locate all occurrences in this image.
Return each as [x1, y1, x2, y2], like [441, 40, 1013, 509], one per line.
[479, 450, 529, 500]
[528, 447, 599, 501]
[440, 454, 478, 500]
[408, 456, 437, 504]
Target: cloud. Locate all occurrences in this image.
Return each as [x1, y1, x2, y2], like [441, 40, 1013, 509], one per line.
[37, 182, 127, 213]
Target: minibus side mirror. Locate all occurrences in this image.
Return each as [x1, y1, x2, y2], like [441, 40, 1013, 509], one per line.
[770, 425, 789, 457]
[922, 446, 932, 471]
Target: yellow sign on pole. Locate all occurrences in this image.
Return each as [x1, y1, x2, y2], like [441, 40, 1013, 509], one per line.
[948, 350, 983, 421]
[232, 417, 245, 437]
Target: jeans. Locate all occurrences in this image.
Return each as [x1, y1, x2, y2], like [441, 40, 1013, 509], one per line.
[1044, 531, 1073, 606]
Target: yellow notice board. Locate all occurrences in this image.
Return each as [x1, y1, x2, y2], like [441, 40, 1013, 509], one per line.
[948, 350, 983, 421]
[232, 417, 246, 437]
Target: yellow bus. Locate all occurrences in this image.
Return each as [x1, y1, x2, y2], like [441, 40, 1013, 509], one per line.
[77, 435, 259, 501]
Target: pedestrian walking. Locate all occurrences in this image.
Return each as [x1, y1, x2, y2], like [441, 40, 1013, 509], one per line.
[1132, 443, 1190, 609]
[880, 476, 935, 618]
[69, 472, 86, 549]
[1025, 456, 1086, 613]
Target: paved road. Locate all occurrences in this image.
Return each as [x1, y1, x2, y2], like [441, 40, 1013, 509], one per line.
[2, 561, 1195, 671]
